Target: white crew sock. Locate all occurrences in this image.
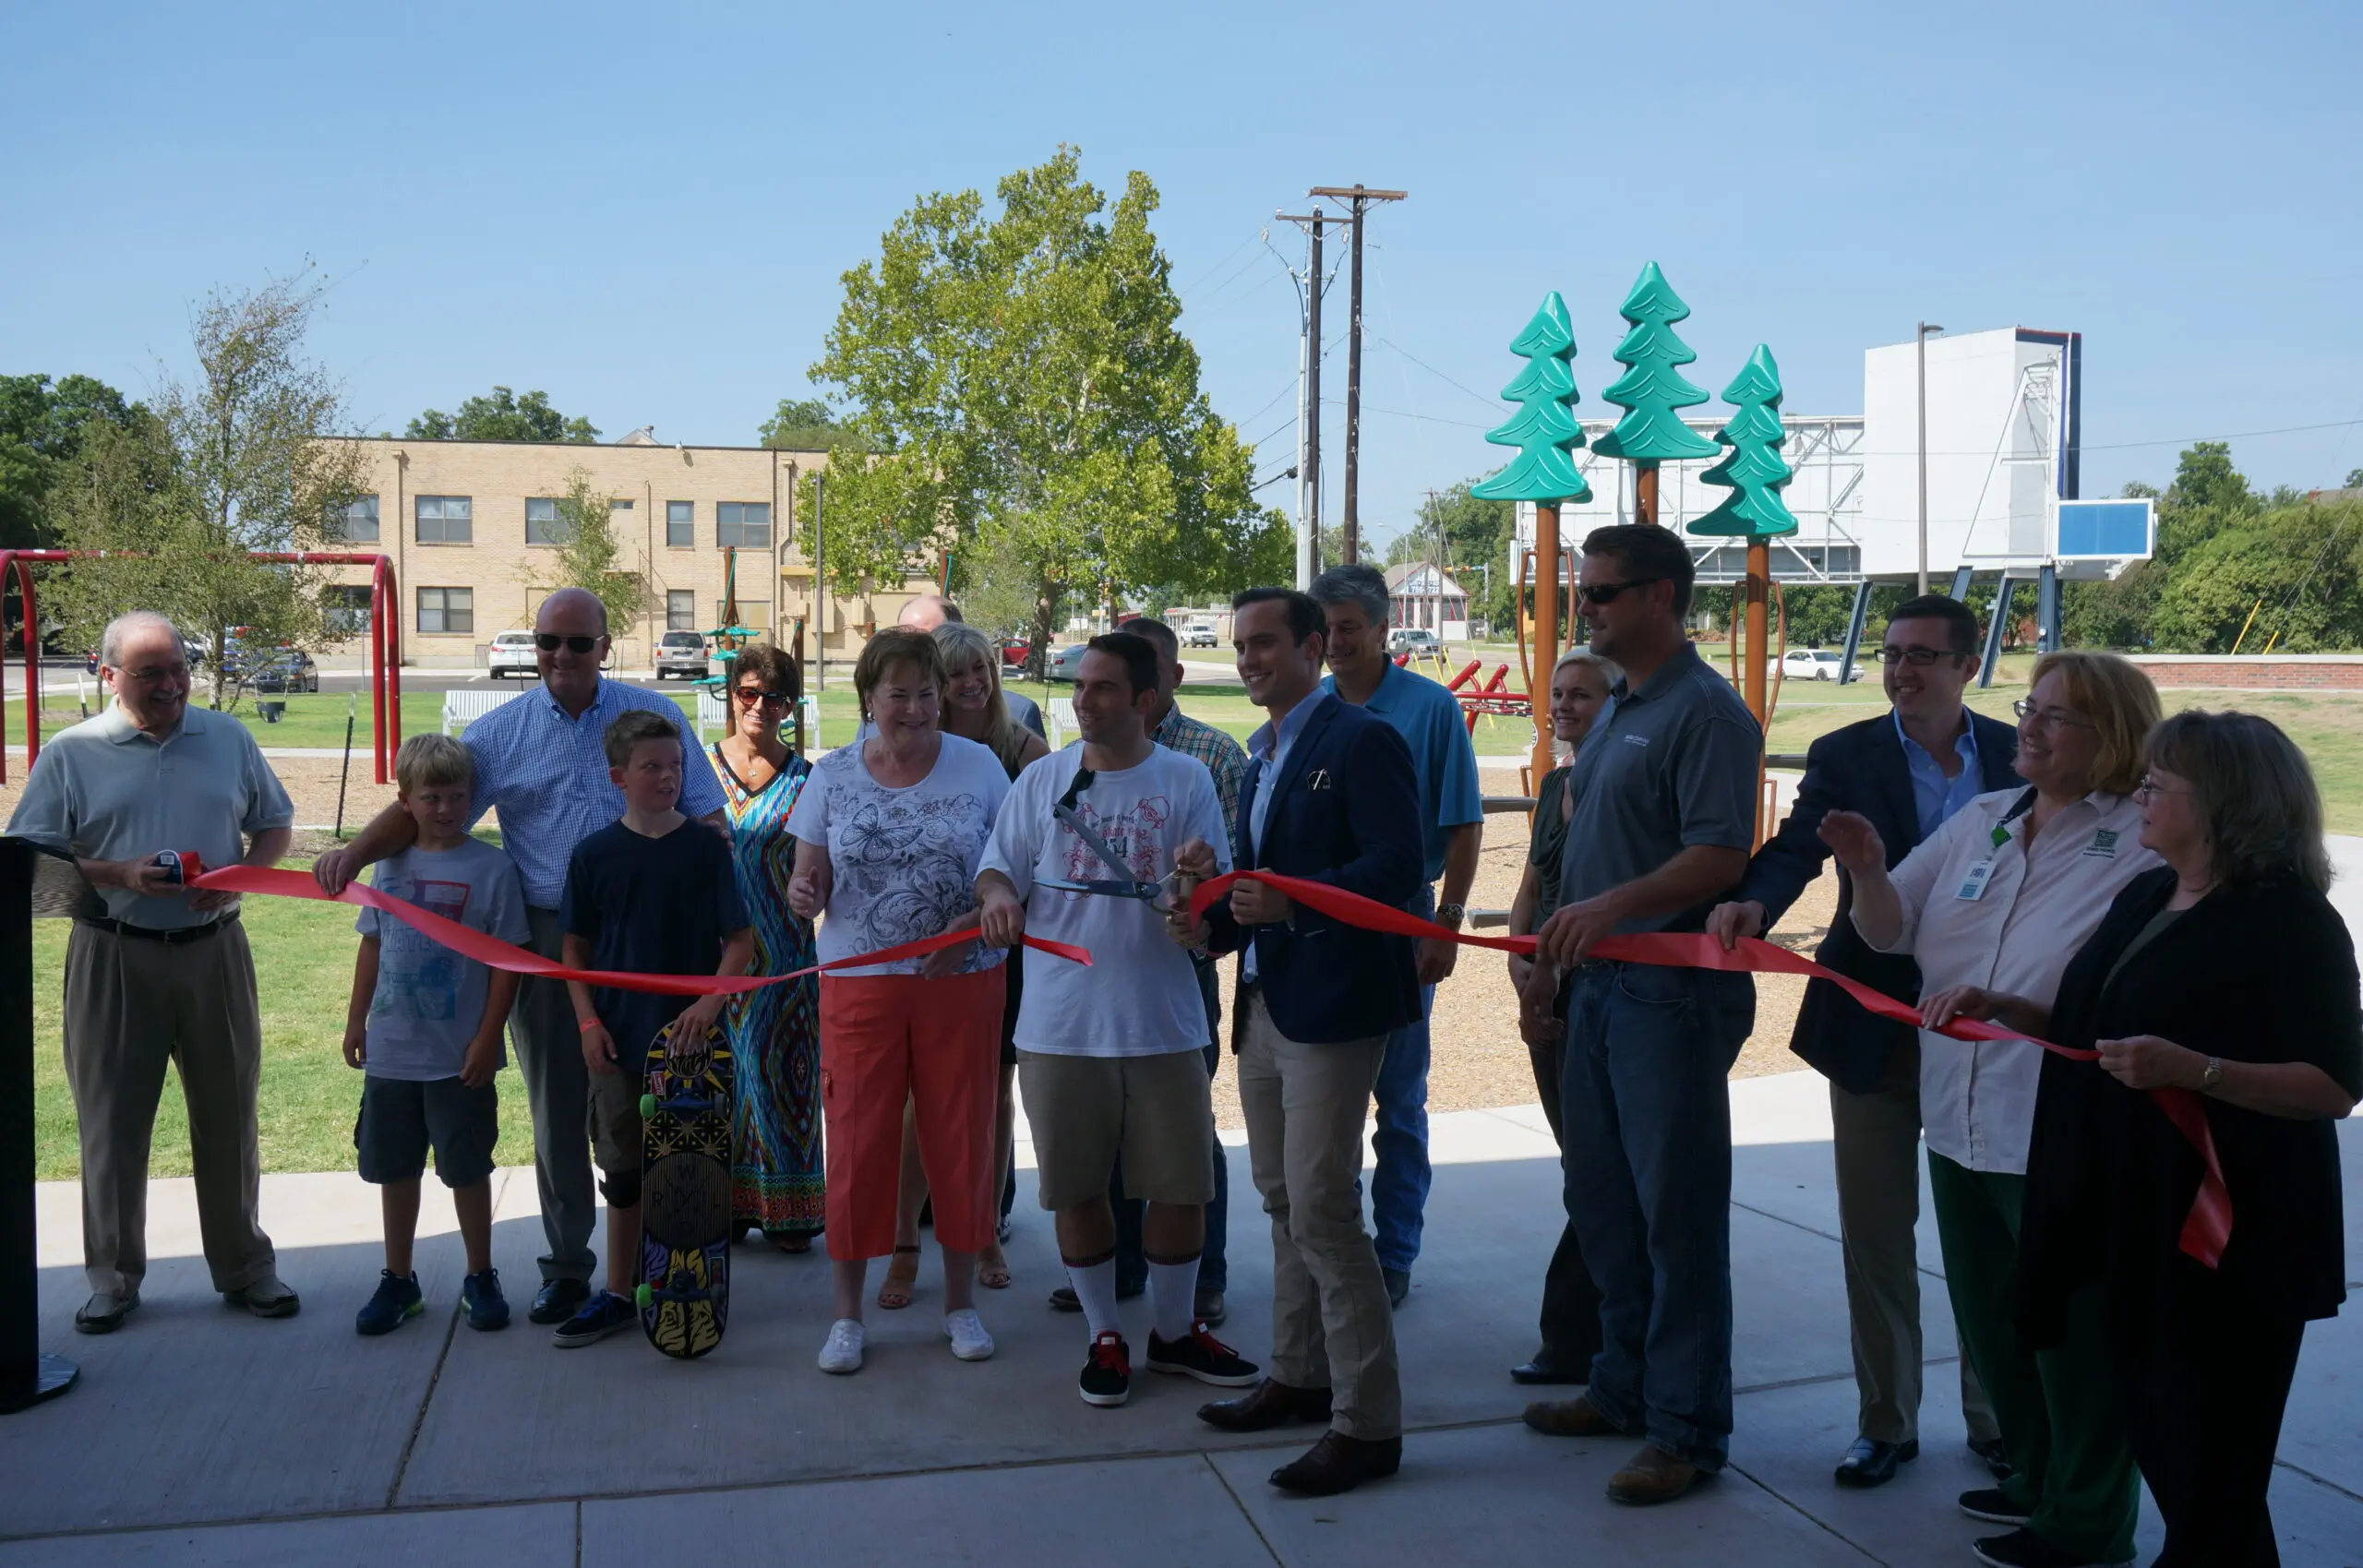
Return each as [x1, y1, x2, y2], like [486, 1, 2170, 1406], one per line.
[1065, 1256, 1122, 1340]
[1148, 1253, 1202, 1343]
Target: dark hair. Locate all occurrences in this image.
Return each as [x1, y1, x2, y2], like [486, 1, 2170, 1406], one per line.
[854, 627, 949, 721]
[1307, 562, 1391, 626]
[1085, 632, 1161, 699]
[730, 641, 801, 706]
[1230, 586, 1325, 646]
[604, 709, 681, 769]
[1126, 616, 1179, 661]
[2146, 710, 2332, 892]
[1885, 593, 1980, 655]
[1581, 524, 1696, 616]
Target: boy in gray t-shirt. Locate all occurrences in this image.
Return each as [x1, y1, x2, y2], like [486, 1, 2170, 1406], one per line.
[342, 735, 530, 1336]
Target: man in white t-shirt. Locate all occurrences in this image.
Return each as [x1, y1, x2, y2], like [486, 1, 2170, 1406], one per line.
[977, 633, 1258, 1409]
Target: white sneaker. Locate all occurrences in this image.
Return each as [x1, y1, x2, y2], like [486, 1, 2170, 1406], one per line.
[943, 1308, 995, 1361]
[818, 1317, 865, 1374]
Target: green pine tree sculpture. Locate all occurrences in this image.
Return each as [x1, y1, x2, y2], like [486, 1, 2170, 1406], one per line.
[1591, 261, 1721, 466]
[1690, 344, 1798, 538]
[1470, 293, 1591, 503]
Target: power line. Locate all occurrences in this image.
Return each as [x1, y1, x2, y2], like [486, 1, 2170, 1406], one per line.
[1371, 336, 1505, 415]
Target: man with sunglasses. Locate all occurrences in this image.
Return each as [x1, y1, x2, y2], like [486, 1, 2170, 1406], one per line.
[318, 587, 727, 1328]
[1524, 524, 1761, 1506]
[1706, 593, 2019, 1490]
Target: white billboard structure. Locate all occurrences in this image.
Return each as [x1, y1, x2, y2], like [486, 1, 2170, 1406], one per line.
[1512, 325, 2150, 680]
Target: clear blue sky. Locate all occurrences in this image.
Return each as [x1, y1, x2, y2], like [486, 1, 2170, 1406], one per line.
[6, 0, 2358, 553]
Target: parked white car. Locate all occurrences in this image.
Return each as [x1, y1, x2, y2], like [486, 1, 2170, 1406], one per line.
[1780, 648, 1853, 682]
[654, 630, 710, 681]
[1387, 627, 1443, 656]
[486, 630, 538, 679]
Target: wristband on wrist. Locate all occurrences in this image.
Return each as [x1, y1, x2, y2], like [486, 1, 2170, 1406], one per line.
[578, 1017, 603, 1035]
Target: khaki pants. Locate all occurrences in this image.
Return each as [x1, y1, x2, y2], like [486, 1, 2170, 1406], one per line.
[63, 919, 277, 1298]
[1832, 1039, 1997, 1446]
[1237, 987, 1399, 1441]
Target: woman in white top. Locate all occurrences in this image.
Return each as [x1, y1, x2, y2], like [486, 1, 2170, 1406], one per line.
[1824, 651, 2163, 1568]
[786, 628, 1012, 1376]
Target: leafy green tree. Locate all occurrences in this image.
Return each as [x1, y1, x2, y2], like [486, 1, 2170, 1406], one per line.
[803, 148, 1286, 664]
[1590, 262, 1721, 467]
[2152, 498, 2363, 652]
[406, 386, 598, 443]
[519, 466, 650, 633]
[49, 270, 366, 709]
[2163, 440, 2254, 516]
[1690, 345, 1798, 538]
[2346, 467, 2363, 489]
[759, 397, 858, 452]
[0, 373, 141, 547]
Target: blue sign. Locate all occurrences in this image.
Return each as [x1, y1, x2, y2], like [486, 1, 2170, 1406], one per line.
[2055, 498, 2154, 561]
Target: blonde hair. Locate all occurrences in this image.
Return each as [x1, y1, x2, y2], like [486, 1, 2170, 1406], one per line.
[931, 622, 1022, 759]
[2027, 651, 2161, 797]
[1551, 648, 1619, 690]
[394, 733, 474, 796]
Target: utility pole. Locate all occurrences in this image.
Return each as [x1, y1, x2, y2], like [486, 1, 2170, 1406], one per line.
[1310, 186, 1406, 564]
[1916, 321, 1942, 595]
[811, 471, 825, 692]
[1277, 205, 1347, 581]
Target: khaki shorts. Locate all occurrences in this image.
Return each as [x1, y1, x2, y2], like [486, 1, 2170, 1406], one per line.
[1017, 1047, 1216, 1210]
[588, 1062, 642, 1177]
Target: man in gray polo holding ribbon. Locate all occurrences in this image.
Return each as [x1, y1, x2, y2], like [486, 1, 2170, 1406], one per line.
[7, 611, 301, 1332]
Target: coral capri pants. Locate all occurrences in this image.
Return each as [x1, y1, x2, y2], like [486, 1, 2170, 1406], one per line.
[819, 966, 1004, 1262]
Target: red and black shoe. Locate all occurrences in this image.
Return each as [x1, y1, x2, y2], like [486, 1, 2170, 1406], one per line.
[1080, 1330, 1132, 1407]
[1146, 1321, 1261, 1387]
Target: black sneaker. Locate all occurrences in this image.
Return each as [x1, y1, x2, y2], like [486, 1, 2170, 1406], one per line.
[462, 1269, 510, 1332]
[552, 1289, 636, 1348]
[1960, 1488, 2034, 1526]
[355, 1270, 424, 1336]
[1048, 1279, 1146, 1312]
[1079, 1331, 1132, 1407]
[529, 1277, 592, 1325]
[1970, 1527, 2132, 1568]
[1146, 1323, 1261, 1387]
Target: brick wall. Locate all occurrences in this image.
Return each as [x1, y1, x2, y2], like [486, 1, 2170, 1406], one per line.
[2129, 657, 2363, 689]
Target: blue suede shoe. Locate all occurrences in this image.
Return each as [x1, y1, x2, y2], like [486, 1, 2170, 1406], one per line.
[356, 1270, 424, 1336]
[462, 1269, 510, 1332]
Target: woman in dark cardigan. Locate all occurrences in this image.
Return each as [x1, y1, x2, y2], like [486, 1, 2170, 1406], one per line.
[1924, 711, 2359, 1567]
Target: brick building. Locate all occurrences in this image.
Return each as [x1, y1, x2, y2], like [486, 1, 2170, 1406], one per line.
[321, 431, 938, 668]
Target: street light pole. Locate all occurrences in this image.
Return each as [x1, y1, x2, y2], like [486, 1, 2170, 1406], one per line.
[1916, 321, 1942, 595]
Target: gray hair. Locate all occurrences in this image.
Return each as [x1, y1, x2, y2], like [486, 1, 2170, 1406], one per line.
[100, 612, 182, 670]
[1125, 616, 1180, 661]
[1307, 563, 1391, 627]
[2145, 710, 2333, 894]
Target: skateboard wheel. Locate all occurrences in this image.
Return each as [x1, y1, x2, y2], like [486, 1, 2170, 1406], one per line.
[634, 1283, 654, 1311]
[638, 1094, 657, 1119]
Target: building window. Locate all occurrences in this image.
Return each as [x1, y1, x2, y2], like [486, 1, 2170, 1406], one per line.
[417, 586, 474, 635]
[666, 590, 697, 630]
[415, 495, 473, 544]
[666, 500, 693, 547]
[717, 501, 771, 548]
[330, 495, 379, 543]
[716, 599, 770, 635]
[325, 585, 373, 635]
[524, 497, 572, 545]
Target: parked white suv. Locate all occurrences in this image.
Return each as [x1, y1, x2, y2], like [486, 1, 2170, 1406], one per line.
[654, 630, 710, 681]
[486, 630, 538, 680]
[1387, 627, 1442, 657]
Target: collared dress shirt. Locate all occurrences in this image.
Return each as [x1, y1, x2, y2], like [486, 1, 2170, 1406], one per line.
[1893, 709, 1985, 842]
[1240, 691, 1333, 984]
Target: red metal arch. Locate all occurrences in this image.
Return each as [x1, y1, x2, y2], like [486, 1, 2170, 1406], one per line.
[0, 550, 401, 784]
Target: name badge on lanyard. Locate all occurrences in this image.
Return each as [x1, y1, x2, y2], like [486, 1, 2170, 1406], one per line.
[1957, 810, 2021, 902]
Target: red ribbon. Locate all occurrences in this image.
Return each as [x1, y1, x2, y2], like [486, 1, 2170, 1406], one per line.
[193, 865, 1090, 994]
[1188, 868, 2232, 1267]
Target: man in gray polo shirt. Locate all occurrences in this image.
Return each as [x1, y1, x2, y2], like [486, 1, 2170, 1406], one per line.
[1523, 525, 1761, 1507]
[8, 611, 302, 1332]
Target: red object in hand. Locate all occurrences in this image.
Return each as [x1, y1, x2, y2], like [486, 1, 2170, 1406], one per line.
[152, 850, 205, 885]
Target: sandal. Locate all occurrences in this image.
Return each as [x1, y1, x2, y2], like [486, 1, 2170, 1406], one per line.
[877, 1245, 921, 1310]
[977, 1243, 1012, 1290]
[769, 1233, 813, 1255]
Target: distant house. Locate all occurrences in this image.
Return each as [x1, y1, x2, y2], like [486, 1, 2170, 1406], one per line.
[1386, 561, 1469, 641]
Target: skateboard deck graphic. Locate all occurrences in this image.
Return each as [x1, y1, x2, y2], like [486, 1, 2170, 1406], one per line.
[635, 1020, 734, 1359]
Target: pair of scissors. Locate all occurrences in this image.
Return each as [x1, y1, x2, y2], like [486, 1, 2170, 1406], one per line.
[1036, 764, 1174, 906]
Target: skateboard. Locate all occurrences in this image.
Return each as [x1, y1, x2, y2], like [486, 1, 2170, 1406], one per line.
[635, 1019, 734, 1359]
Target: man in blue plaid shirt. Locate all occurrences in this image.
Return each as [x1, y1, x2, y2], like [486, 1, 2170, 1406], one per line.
[317, 588, 726, 1327]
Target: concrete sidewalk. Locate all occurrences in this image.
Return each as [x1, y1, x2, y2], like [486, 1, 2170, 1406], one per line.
[4, 1073, 2357, 1565]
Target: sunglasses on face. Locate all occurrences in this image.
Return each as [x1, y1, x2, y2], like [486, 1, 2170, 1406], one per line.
[1577, 578, 1661, 605]
[534, 634, 600, 653]
[734, 688, 791, 706]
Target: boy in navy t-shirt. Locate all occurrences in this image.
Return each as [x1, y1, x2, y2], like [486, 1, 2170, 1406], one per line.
[552, 710, 752, 1348]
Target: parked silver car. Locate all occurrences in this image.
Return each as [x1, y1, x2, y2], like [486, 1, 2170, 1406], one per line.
[654, 631, 710, 680]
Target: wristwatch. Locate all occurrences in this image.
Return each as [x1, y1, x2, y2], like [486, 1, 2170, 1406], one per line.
[2200, 1056, 2225, 1095]
[1435, 903, 1467, 928]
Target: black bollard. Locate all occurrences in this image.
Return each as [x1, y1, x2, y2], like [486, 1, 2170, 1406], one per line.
[0, 836, 77, 1413]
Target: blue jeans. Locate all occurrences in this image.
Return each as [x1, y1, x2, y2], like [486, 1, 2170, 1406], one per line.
[1560, 960, 1753, 1469]
[1364, 887, 1434, 1274]
[1108, 960, 1229, 1292]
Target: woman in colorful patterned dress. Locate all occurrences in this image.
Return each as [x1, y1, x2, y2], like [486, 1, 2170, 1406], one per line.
[709, 642, 825, 1251]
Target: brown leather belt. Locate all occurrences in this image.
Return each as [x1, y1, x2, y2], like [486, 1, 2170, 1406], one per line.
[76, 912, 240, 945]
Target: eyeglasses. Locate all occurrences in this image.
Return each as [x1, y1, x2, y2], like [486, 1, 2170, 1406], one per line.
[2012, 698, 2095, 730]
[1876, 645, 1970, 666]
[2133, 775, 2190, 801]
[117, 664, 189, 684]
[534, 634, 599, 653]
[1577, 578, 1661, 605]
[734, 688, 791, 707]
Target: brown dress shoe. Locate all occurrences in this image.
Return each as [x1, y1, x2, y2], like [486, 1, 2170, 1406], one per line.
[1608, 1443, 1704, 1505]
[1269, 1430, 1402, 1496]
[1522, 1392, 1626, 1438]
[1198, 1378, 1334, 1432]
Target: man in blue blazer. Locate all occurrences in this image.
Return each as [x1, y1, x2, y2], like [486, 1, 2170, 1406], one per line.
[1171, 587, 1424, 1498]
[1707, 594, 2019, 1490]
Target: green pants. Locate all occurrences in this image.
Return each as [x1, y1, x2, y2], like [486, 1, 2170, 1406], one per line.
[1928, 1153, 2138, 1564]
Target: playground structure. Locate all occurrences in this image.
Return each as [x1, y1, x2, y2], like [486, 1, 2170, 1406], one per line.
[0, 549, 403, 785]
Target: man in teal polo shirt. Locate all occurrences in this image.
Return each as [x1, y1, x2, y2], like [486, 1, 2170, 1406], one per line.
[1309, 564, 1482, 1308]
